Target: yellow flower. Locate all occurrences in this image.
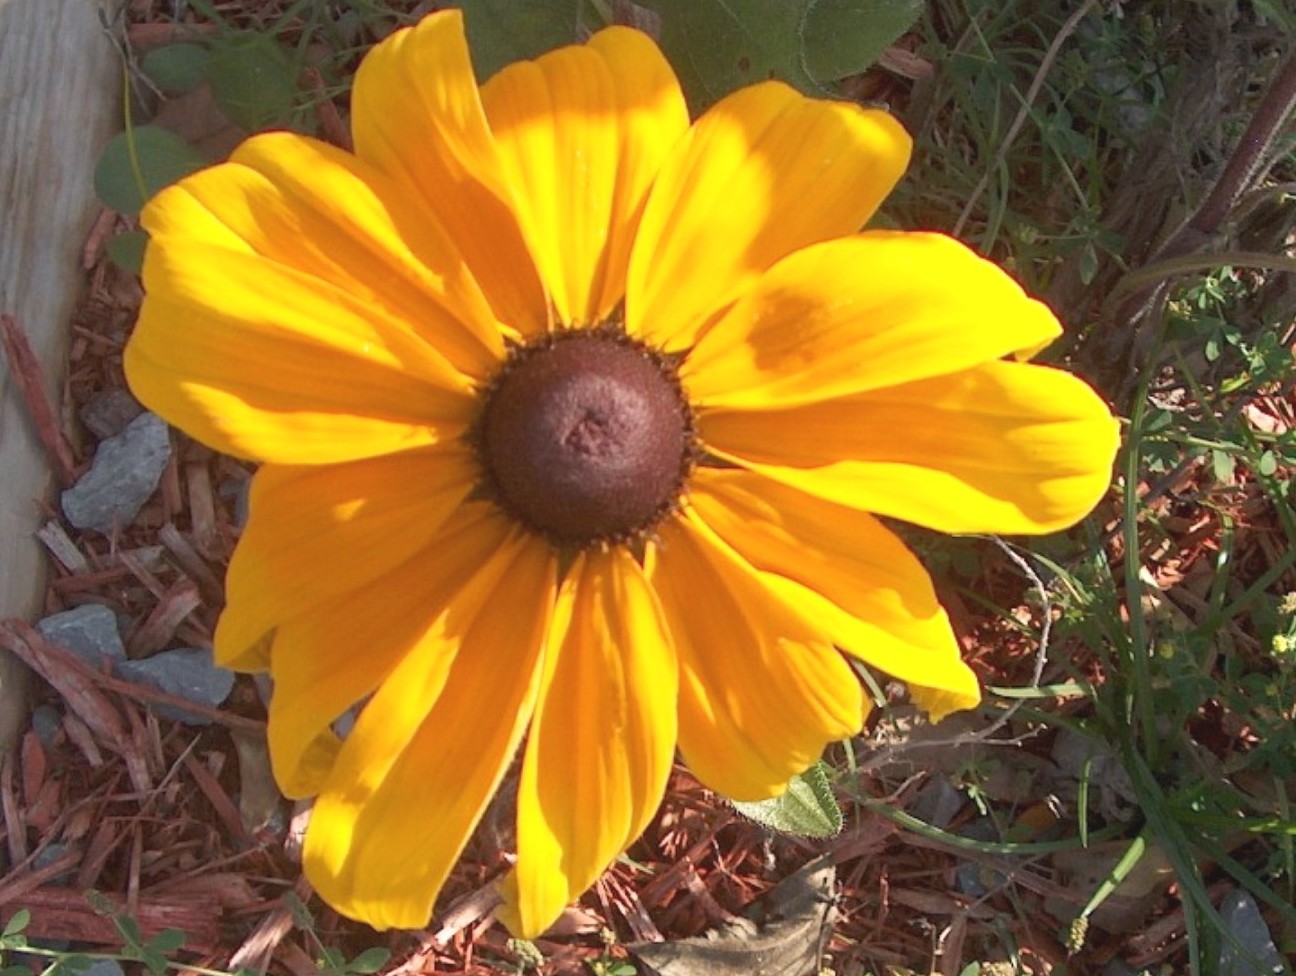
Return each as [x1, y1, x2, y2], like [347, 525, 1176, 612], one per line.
[124, 10, 1118, 937]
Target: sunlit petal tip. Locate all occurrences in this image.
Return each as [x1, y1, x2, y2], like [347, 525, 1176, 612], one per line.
[908, 670, 983, 723]
[480, 24, 688, 327]
[700, 360, 1119, 536]
[628, 83, 912, 350]
[298, 532, 555, 932]
[506, 548, 677, 937]
[687, 468, 980, 701]
[351, 7, 550, 334]
[684, 232, 1069, 409]
[650, 516, 863, 803]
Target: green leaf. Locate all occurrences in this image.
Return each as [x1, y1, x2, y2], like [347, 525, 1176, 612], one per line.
[318, 946, 347, 973]
[345, 947, 391, 974]
[141, 948, 170, 976]
[106, 230, 149, 275]
[800, 0, 923, 84]
[114, 913, 143, 948]
[1211, 448, 1236, 484]
[51, 955, 93, 975]
[731, 761, 843, 837]
[640, 0, 918, 110]
[1, 910, 29, 940]
[639, 0, 804, 110]
[451, 1, 582, 82]
[141, 43, 211, 93]
[206, 32, 296, 130]
[147, 928, 185, 954]
[94, 125, 206, 216]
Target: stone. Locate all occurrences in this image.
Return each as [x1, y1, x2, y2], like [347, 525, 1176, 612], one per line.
[78, 388, 144, 440]
[908, 775, 964, 830]
[32, 841, 76, 884]
[61, 412, 171, 533]
[80, 961, 125, 976]
[1219, 889, 1286, 976]
[115, 647, 234, 726]
[36, 603, 126, 669]
[30, 704, 62, 746]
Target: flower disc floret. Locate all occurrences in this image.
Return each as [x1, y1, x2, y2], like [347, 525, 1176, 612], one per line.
[474, 327, 695, 548]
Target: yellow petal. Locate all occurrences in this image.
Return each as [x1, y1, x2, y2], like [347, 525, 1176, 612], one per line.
[500, 548, 677, 938]
[126, 239, 476, 464]
[683, 233, 1062, 408]
[688, 468, 979, 719]
[264, 502, 516, 798]
[139, 134, 507, 378]
[302, 532, 556, 931]
[648, 514, 863, 801]
[351, 9, 548, 334]
[627, 82, 910, 351]
[481, 28, 688, 326]
[699, 360, 1119, 535]
[213, 445, 477, 671]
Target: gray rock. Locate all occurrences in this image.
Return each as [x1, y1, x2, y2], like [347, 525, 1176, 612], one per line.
[954, 818, 1006, 897]
[36, 604, 126, 669]
[908, 775, 964, 830]
[1219, 889, 1287, 976]
[32, 841, 76, 884]
[61, 412, 171, 533]
[1051, 727, 1138, 820]
[80, 961, 126, 976]
[78, 388, 144, 440]
[115, 648, 234, 726]
[30, 704, 62, 746]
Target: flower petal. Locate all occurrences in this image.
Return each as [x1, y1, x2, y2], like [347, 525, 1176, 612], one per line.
[265, 502, 517, 799]
[688, 468, 979, 719]
[213, 445, 477, 671]
[627, 82, 910, 351]
[301, 531, 556, 931]
[683, 233, 1062, 408]
[350, 9, 548, 333]
[126, 237, 476, 464]
[140, 133, 507, 378]
[481, 28, 688, 326]
[500, 548, 677, 938]
[648, 514, 863, 801]
[699, 360, 1119, 535]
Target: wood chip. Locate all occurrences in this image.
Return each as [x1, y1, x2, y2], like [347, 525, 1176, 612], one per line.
[0, 313, 79, 486]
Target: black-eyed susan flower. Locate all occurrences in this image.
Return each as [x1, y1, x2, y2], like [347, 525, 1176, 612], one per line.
[124, 9, 1119, 937]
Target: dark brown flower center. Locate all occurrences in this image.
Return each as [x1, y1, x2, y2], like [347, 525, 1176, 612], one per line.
[475, 328, 695, 548]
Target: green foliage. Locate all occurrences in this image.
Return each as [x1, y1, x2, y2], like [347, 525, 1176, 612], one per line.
[141, 43, 211, 93]
[451, 0, 590, 82]
[93, 125, 206, 216]
[800, 0, 924, 83]
[106, 229, 149, 275]
[206, 32, 298, 130]
[731, 760, 844, 837]
[640, 0, 921, 109]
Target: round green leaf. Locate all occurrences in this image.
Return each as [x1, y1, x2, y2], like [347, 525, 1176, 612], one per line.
[731, 761, 844, 837]
[206, 32, 296, 131]
[106, 229, 150, 275]
[642, 0, 809, 110]
[141, 42, 211, 93]
[452, 1, 583, 82]
[93, 125, 207, 216]
[800, 0, 924, 83]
